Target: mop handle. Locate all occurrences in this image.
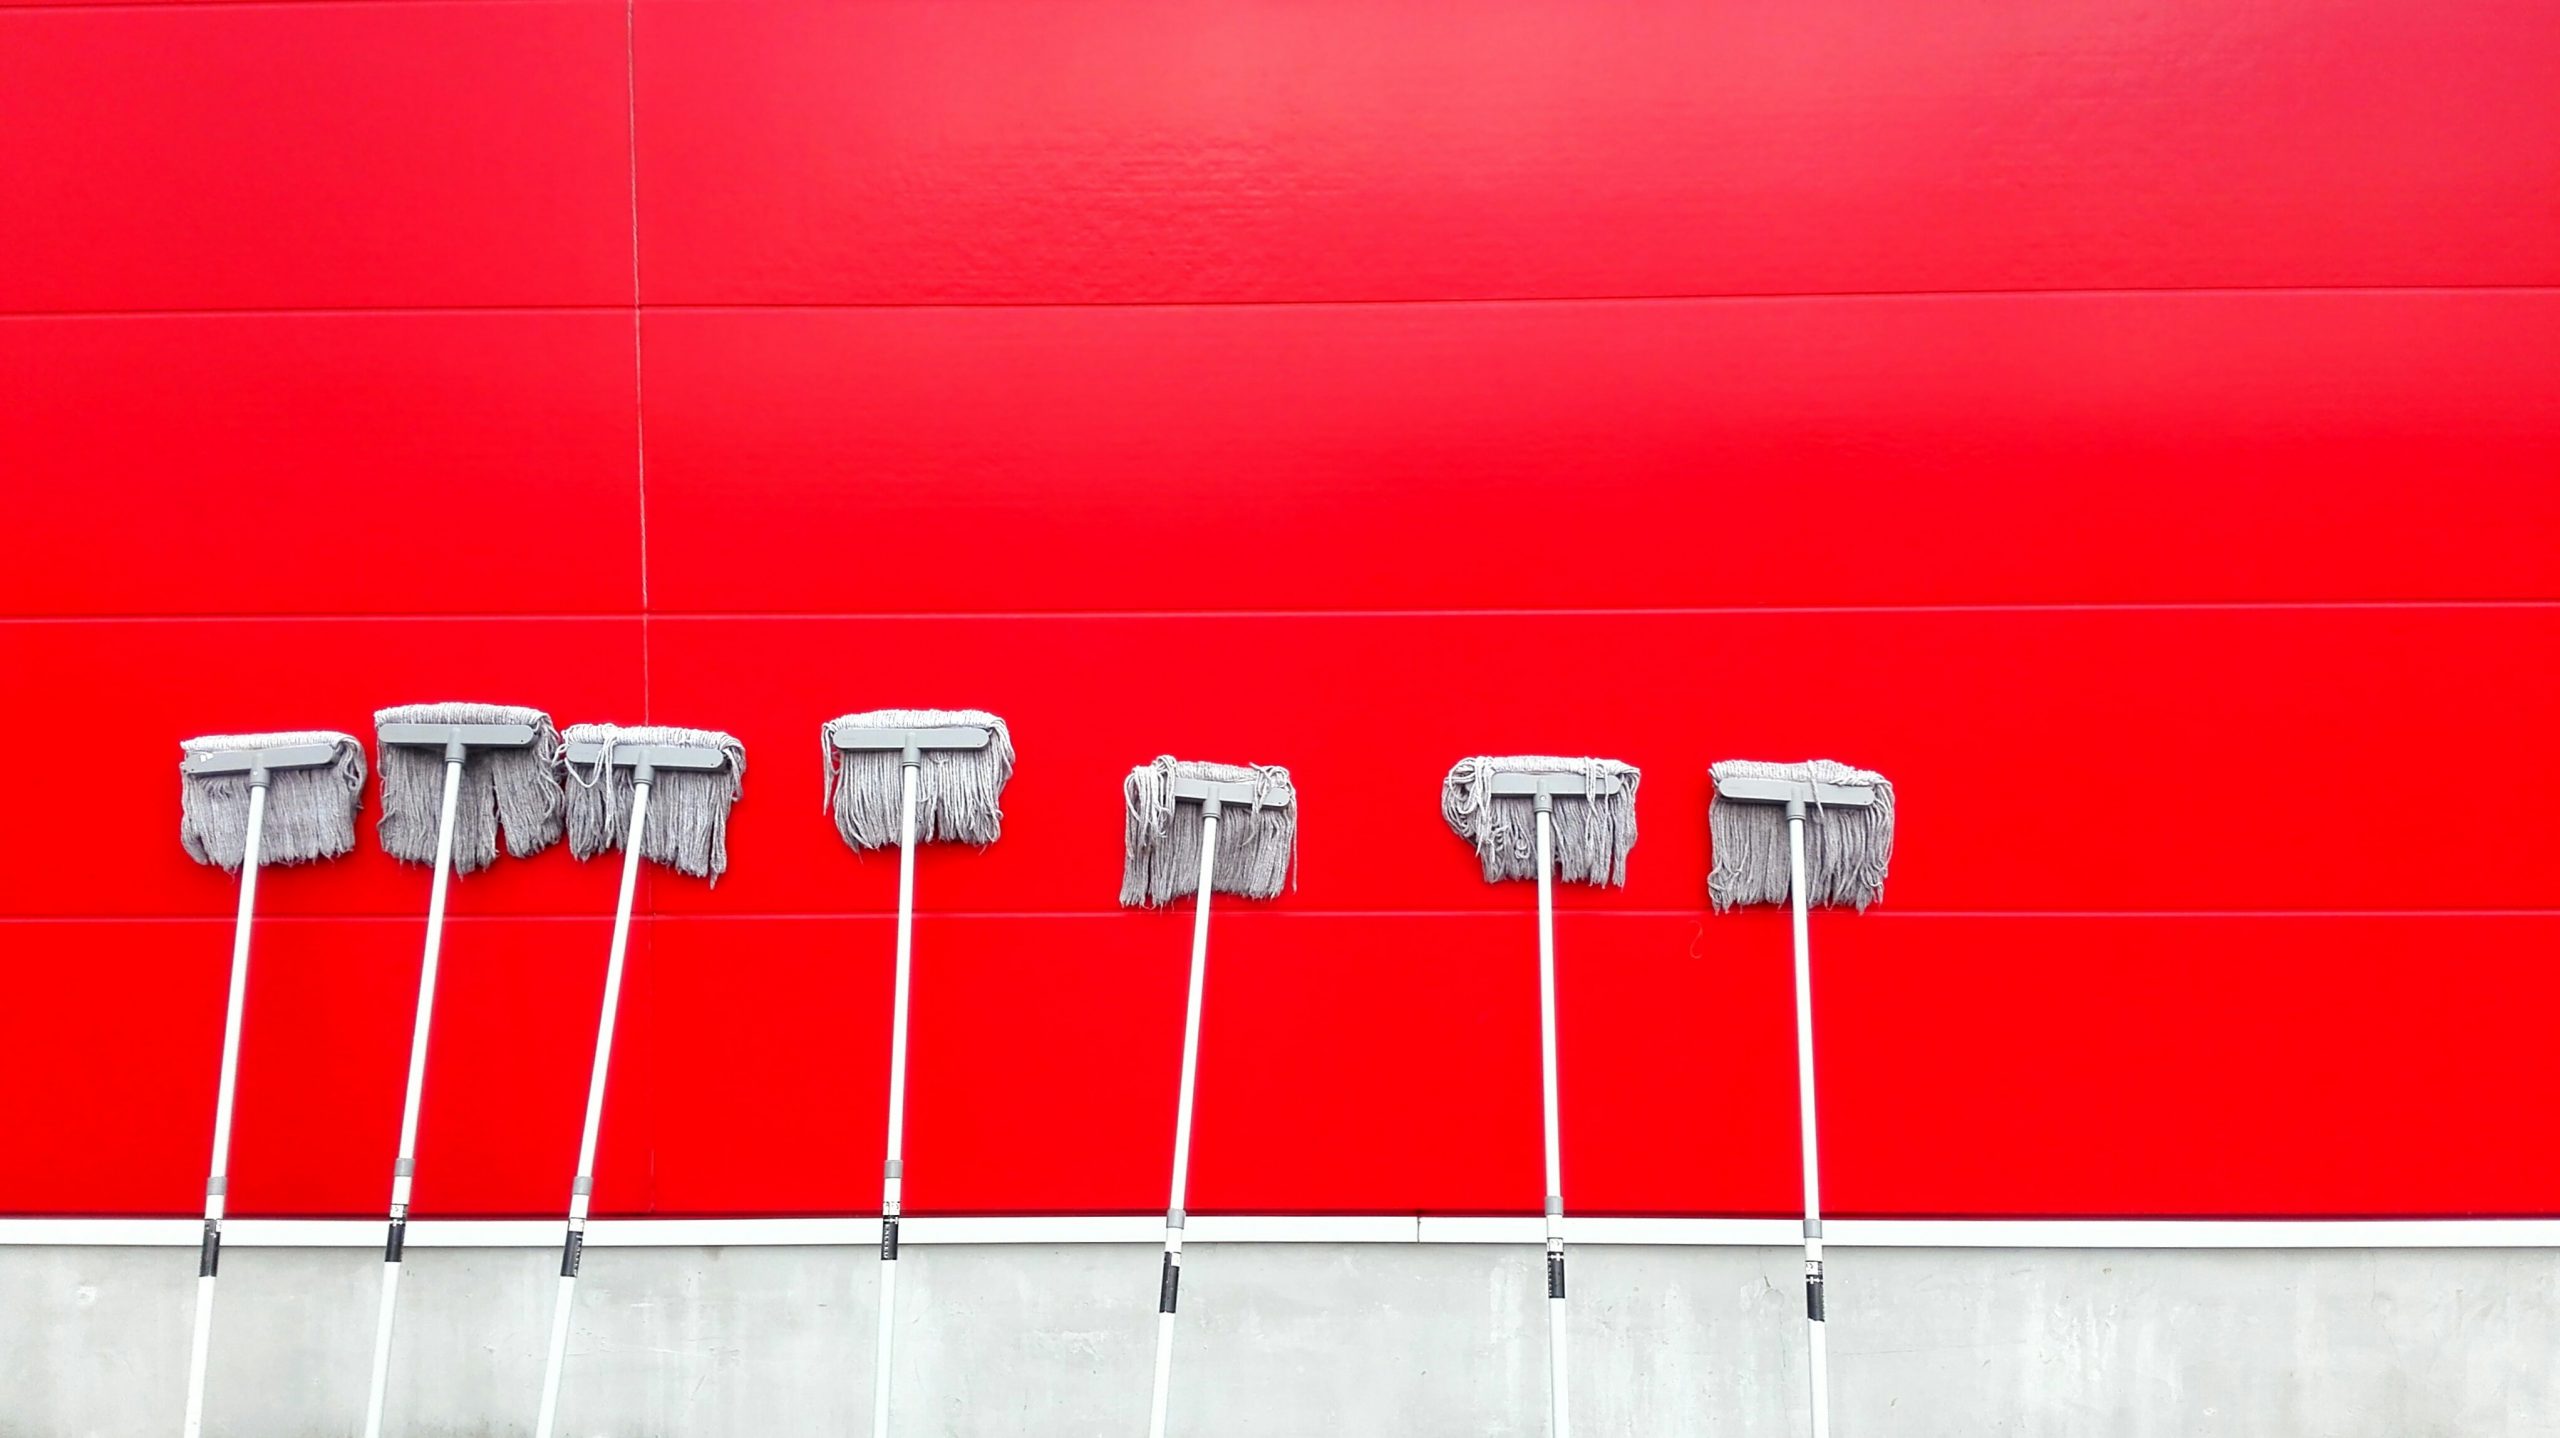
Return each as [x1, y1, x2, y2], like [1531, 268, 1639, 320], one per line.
[873, 758, 922, 1438]
[1147, 804, 1220, 1438]
[181, 779, 267, 1438]
[1534, 801, 1570, 1438]
[535, 774, 654, 1438]
[362, 751, 464, 1438]
[1787, 804, 1831, 1438]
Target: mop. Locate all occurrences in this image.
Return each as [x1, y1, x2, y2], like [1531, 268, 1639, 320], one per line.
[174, 731, 367, 1438]
[1441, 755, 1640, 1438]
[1121, 756, 1296, 1438]
[822, 710, 1015, 1438]
[1709, 759, 1895, 1438]
[361, 703, 564, 1438]
[533, 723, 745, 1438]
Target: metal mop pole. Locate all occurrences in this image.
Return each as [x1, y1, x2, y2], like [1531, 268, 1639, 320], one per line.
[1533, 797, 1571, 1438]
[872, 753, 922, 1438]
[180, 779, 266, 1438]
[1146, 801, 1219, 1438]
[362, 747, 463, 1438]
[533, 771, 654, 1438]
[1787, 801, 1830, 1438]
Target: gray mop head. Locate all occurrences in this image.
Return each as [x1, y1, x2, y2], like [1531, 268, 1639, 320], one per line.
[1708, 759, 1896, 911]
[373, 702, 564, 874]
[821, 709, 1015, 850]
[1441, 755, 1640, 887]
[178, 731, 368, 873]
[1120, 757, 1297, 907]
[562, 723, 746, 882]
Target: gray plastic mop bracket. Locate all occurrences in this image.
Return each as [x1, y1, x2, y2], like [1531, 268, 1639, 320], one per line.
[1714, 774, 1876, 808]
[206, 1177, 227, 1197]
[573, 1176, 593, 1196]
[883, 1159, 903, 1180]
[376, 722, 541, 756]
[181, 742, 345, 781]
[1803, 1218, 1823, 1239]
[830, 726, 994, 765]
[1165, 776, 1291, 811]
[562, 739, 733, 775]
[1486, 771, 1627, 801]
[1165, 1209, 1186, 1228]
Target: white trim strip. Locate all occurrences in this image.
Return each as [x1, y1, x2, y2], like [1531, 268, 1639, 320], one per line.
[3, 1216, 2553, 1250]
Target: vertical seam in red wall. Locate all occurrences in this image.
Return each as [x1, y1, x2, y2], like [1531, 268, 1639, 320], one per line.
[625, 0, 653, 725]
[626, 0, 657, 1218]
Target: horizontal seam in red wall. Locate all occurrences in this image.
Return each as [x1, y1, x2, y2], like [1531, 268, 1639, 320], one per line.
[6, 909, 2554, 924]
[7, 600, 2558, 624]
[4, 282, 2559, 324]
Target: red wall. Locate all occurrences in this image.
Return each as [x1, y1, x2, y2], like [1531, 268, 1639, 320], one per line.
[2, 0, 2554, 1222]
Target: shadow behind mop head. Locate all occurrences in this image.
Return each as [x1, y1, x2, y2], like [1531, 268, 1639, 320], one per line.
[822, 709, 1015, 850]
[178, 731, 369, 872]
[562, 723, 746, 882]
[1708, 758, 1896, 912]
[1440, 755, 1640, 888]
[1120, 756, 1297, 907]
[372, 702, 564, 874]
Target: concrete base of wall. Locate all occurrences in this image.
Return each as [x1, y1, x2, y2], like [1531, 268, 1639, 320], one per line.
[4, 1242, 2550, 1436]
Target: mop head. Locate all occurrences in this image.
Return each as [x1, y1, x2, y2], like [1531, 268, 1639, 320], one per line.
[1440, 756, 1640, 887]
[821, 709, 1015, 850]
[373, 702, 565, 874]
[1708, 759, 1896, 911]
[1120, 757, 1297, 907]
[562, 723, 746, 882]
[178, 731, 368, 873]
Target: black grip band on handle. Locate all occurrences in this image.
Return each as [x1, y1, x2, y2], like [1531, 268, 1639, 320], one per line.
[560, 1228, 585, 1278]
[198, 1221, 222, 1278]
[383, 1217, 406, 1263]
[1806, 1263, 1825, 1322]
[1547, 1250, 1567, 1299]
[1158, 1252, 1181, 1314]
[880, 1218, 900, 1261]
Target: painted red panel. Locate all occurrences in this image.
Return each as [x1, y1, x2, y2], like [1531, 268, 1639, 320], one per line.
[642, 606, 2559, 919]
[0, 619, 646, 918]
[637, 0, 2560, 304]
[0, 916, 646, 1220]
[644, 913, 1748, 1218]
[0, 313, 639, 617]
[1822, 915, 2560, 1218]
[638, 295, 2560, 615]
[0, 1, 628, 313]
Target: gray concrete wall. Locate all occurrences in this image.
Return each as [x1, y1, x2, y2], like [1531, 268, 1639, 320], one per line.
[4, 1242, 2553, 1437]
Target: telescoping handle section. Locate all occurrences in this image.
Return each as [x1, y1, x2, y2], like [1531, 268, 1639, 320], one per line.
[826, 721, 996, 1438]
[183, 739, 352, 1438]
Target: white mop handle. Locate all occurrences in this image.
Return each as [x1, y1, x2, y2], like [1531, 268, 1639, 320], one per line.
[1147, 807, 1219, 1438]
[1534, 806, 1570, 1438]
[1788, 807, 1831, 1438]
[363, 754, 463, 1438]
[535, 776, 653, 1438]
[182, 781, 266, 1438]
[873, 760, 921, 1438]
